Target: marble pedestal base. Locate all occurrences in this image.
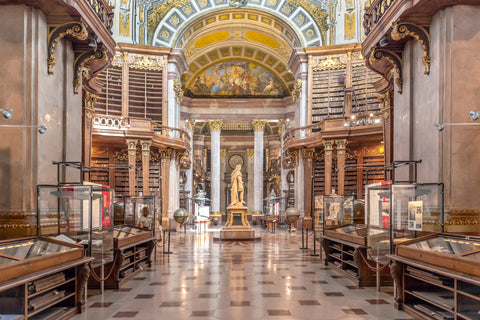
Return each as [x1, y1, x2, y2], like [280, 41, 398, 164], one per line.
[219, 204, 257, 240]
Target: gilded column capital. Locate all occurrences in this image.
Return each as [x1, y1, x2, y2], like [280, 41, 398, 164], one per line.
[247, 149, 255, 158]
[159, 148, 173, 159]
[187, 119, 196, 132]
[278, 119, 286, 134]
[302, 148, 315, 159]
[208, 119, 223, 132]
[323, 140, 334, 151]
[335, 139, 348, 150]
[203, 149, 208, 157]
[140, 140, 152, 151]
[220, 149, 226, 158]
[252, 119, 267, 132]
[126, 139, 138, 150]
[83, 91, 98, 112]
[194, 149, 202, 156]
[265, 148, 269, 158]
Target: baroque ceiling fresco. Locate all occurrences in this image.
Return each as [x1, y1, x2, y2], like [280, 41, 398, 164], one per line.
[129, 0, 341, 97]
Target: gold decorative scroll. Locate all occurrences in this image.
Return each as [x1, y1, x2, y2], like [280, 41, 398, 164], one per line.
[174, 79, 184, 104]
[47, 22, 88, 74]
[113, 149, 128, 161]
[129, 55, 164, 71]
[247, 149, 255, 158]
[391, 21, 431, 75]
[73, 49, 108, 94]
[313, 55, 345, 71]
[83, 91, 98, 112]
[220, 149, 226, 158]
[187, 119, 196, 132]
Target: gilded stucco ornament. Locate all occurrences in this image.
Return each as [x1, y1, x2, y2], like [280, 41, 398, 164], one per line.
[286, 0, 329, 44]
[174, 79, 184, 104]
[391, 21, 431, 75]
[229, 0, 249, 7]
[208, 119, 223, 132]
[291, 79, 302, 102]
[252, 119, 267, 132]
[73, 49, 108, 94]
[47, 22, 88, 75]
[147, 0, 190, 45]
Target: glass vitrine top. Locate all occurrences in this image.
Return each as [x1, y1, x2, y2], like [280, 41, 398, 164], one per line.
[113, 225, 149, 239]
[332, 225, 388, 237]
[0, 255, 16, 265]
[0, 239, 76, 260]
[406, 236, 480, 255]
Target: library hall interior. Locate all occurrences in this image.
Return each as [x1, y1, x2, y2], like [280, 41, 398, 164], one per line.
[1, 0, 480, 319]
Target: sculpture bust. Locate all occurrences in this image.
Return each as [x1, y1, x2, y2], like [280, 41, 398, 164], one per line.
[230, 164, 245, 206]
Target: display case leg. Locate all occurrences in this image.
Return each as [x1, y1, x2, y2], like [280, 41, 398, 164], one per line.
[376, 261, 380, 291]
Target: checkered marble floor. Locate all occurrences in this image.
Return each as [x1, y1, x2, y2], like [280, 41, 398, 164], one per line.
[71, 227, 413, 320]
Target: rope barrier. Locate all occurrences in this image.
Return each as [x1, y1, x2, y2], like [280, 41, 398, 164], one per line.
[88, 250, 118, 282]
[358, 250, 391, 272]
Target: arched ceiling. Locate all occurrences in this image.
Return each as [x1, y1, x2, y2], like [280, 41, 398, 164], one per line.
[177, 9, 301, 96]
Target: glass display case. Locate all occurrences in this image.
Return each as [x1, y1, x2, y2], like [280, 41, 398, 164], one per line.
[396, 234, 480, 276]
[112, 225, 153, 247]
[325, 224, 389, 246]
[0, 237, 83, 282]
[37, 184, 115, 268]
[322, 194, 355, 233]
[366, 182, 444, 265]
[123, 196, 161, 237]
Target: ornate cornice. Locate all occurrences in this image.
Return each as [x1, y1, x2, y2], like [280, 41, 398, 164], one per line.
[391, 21, 431, 75]
[147, 0, 190, 45]
[208, 119, 223, 133]
[173, 79, 184, 104]
[47, 22, 88, 75]
[369, 48, 403, 93]
[252, 119, 267, 132]
[291, 79, 302, 103]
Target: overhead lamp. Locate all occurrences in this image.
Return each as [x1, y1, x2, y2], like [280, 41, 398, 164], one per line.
[1, 108, 13, 119]
[469, 110, 480, 121]
[0, 124, 48, 134]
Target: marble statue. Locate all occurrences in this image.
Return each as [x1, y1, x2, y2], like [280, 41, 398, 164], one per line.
[230, 164, 245, 206]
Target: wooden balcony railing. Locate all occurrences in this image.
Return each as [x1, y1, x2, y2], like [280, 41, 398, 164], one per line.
[86, 0, 114, 34]
[92, 115, 191, 151]
[282, 122, 323, 150]
[363, 0, 397, 36]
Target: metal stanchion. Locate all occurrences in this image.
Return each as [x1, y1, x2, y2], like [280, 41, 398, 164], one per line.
[163, 230, 172, 254]
[310, 229, 319, 257]
[300, 220, 307, 250]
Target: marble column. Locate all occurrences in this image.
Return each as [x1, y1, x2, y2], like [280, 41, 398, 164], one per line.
[336, 139, 347, 195]
[208, 119, 223, 216]
[252, 120, 266, 215]
[279, 120, 288, 212]
[247, 149, 255, 210]
[220, 149, 226, 214]
[324, 140, 334, 195]
[302, 148, 315, 216]
[159, 149, 172, 220]
[186, 119, 195, 214]
[381, 92, 393, 180]
[126, 139, 138, 196]
[295, 152, 305, 215]
[141, 140, 151, 196]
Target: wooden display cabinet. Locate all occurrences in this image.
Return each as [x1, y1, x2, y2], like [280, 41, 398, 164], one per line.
[0, 237, 92, 320]
[89, 226, 155, 289]
[322, 225, 393, 286]
[390, 234, 480, 320]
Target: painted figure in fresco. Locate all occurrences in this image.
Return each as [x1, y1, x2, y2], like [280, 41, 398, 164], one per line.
[230, 164, 245, 206]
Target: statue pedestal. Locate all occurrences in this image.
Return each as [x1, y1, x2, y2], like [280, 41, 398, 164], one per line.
[219, 204, 256, 240]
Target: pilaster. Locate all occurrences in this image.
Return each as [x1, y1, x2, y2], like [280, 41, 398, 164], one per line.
[141, 140, 151, 196]
[126, 139, 138, 196]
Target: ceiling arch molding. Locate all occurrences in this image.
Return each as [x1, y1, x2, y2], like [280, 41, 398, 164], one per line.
[147, 0, 329, 48]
